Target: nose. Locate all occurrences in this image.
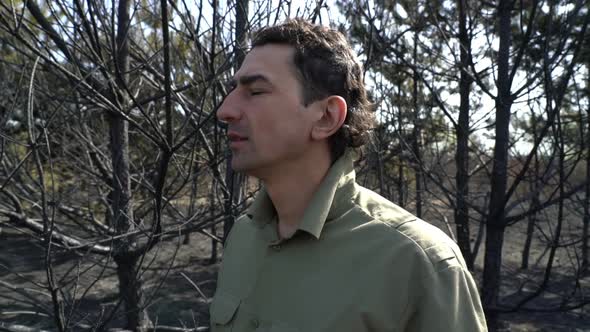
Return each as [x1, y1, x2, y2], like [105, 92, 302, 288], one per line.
[217, 90, 241, 123]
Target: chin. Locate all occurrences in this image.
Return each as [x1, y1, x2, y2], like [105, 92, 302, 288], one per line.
[231, 161, 266, 179]
[231, 159, 253, 173]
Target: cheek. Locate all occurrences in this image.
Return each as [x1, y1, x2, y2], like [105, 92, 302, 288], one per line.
[249, 98, 312, 146]
[272, 123, 311, 156]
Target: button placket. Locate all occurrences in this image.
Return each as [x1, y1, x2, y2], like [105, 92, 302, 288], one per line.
[268, 236, 283, 252]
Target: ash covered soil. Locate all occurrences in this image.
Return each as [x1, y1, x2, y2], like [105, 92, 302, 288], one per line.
[1, 214, 589, 331]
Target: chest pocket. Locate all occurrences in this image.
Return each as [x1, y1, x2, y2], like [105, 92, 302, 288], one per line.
[210, 292, 240, 331]
[210, 293, 302, 332]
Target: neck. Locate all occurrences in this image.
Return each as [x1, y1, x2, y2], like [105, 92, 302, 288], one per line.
[261, 146, 332, 239]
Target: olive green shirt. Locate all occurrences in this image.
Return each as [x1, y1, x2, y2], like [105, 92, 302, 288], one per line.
[210, 154, 487, 331]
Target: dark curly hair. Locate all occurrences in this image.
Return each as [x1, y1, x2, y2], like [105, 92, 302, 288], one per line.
[252, 18, 375, 161]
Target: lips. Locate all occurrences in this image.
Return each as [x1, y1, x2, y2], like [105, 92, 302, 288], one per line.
[228, 131, 247, 142]
[228, 131, 248, 149]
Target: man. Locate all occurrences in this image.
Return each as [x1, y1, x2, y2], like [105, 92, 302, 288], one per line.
[211, 19, 487, 331]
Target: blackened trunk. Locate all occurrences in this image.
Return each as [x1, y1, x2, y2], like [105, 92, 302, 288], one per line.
[110, 113, 150, 331]
[397, 161, 405, 207]
[583, 102, 590, 273]
[397, 87, 405, 208]
[412, 29, 423, 218]
[521, 204, 537, 269]
[583, 59, 590, 274]
[209, 180, 218, 263]
[521, 112, 540, 270]
[235, 0, 249, 67]
[482, 0, 513, 326]
[455, 0, 474, 269]
[114, 254, 150, 331]
[376, 144, 386, 197]
[110, 0, 150, 330]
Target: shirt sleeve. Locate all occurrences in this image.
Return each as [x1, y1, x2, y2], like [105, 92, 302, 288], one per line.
[405, 257, 488, 332]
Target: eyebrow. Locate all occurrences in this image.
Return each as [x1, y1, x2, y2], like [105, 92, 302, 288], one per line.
[228, 74, 272, 89]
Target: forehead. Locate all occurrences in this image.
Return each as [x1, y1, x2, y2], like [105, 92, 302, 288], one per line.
[235, 44, 297, 83]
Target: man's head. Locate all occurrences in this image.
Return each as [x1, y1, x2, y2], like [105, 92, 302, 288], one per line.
[252, 19, 374, 160]
[217, 19, 374, 177]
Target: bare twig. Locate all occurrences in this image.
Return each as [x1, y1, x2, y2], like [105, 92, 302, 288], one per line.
[179, 272, 210, 303]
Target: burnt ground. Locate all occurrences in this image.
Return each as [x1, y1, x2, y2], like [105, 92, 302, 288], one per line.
[0, 228, 218, 331]
[0, 213, 589, 331]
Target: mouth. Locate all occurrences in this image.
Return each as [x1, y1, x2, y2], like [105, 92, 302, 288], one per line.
[228, 131, 248, 146]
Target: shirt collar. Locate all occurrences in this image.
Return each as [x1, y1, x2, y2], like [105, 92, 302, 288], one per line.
[247, 151, 358, 239]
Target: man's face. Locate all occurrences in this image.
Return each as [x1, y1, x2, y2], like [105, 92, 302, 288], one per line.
[217, 44, 321, 178]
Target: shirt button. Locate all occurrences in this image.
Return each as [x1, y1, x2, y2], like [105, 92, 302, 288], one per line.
[250, 318, 260, 328]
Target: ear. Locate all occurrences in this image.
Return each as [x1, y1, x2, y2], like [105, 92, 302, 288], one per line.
[311, 96, 347, 141]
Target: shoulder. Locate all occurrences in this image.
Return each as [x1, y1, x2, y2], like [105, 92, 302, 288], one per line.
[351, 185, 467, 271]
